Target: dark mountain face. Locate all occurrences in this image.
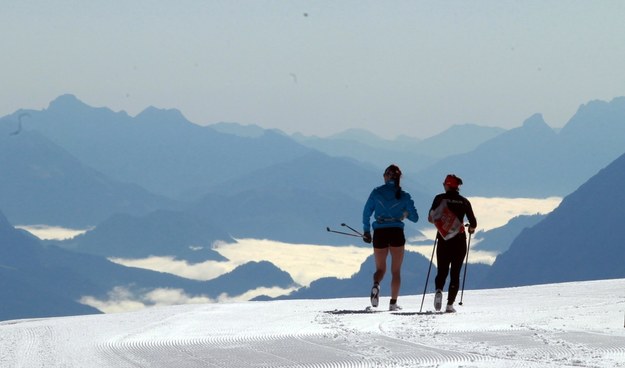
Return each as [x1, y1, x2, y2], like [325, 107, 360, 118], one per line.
[0, 211, 102, 320]
[480, 152, 625, 288]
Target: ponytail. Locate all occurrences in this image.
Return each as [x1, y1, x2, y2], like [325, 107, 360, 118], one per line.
[384, 164, 402, 199]
[394, 179, 401, 199]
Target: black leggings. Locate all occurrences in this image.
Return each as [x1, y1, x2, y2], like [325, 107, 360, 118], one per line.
[434, 234, 467, 305]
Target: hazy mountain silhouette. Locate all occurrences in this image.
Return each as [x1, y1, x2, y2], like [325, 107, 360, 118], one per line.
[290, 125, 504, 175]
[0, 126, 177, 227]
[292, 132, 437, 174]
[413, 124, 505, 158]
[418, 113, 562, 196]
[9, 95, 313, 200]
[303, 125, 503, 158]
[558, 97, 625, 178]
[479, 151, 625, 288]
[418, 97, 625, 197]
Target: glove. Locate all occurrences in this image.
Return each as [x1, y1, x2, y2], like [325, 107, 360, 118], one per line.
[468, 226, 476, 234]
[363, 231, 372, 244]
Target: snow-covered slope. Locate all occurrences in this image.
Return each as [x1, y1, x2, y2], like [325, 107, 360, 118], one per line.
[1, 279, 624, 367]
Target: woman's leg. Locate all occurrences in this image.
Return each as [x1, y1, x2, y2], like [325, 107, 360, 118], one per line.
[389, 246, 405, 300]
[447, 236, 468, 305]
[373, 247, 389, 284]
[435, 238, 451, 291]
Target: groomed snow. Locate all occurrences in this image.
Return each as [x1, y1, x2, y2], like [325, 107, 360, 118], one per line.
[2, 278, 624, 367]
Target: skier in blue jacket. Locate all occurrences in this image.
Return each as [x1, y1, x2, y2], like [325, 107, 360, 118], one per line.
[362, 164, 419, 311]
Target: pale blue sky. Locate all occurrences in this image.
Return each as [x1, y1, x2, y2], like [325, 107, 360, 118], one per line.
[2, 1, 624, 139]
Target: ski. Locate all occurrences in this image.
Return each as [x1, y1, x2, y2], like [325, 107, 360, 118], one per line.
[391, 310, 445, 316]
[326, 308, 448, 315]
[325, 307, 385, 315]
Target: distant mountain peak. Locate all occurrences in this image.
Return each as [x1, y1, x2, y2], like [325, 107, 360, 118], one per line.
[47, 94, 90, 111]
[46, 94, 128, 119]
[522, 113, 547, 128]
[136, 106, 188, 123]
[516, 113, 556, 135]
[560, 96, 625, 136]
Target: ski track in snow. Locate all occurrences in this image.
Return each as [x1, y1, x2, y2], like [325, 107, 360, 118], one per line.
[1, 279, 625, 367]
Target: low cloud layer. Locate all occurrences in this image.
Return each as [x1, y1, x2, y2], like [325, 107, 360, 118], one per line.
[79, 286, 212, 314]
[16, 224, 91, 240]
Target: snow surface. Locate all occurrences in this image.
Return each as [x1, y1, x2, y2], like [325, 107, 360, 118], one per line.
[2, 278, 625, 367]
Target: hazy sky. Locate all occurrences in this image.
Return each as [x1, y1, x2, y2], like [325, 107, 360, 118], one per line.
[2, 1, 624, 139]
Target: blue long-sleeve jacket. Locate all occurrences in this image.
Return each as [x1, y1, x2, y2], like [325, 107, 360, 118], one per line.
[362, 181, 419, 233]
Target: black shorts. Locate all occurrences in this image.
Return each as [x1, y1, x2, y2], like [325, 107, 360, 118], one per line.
[372, 227, 406, 249]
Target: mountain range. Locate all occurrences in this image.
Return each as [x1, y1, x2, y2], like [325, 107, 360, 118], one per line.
[1, 94, 625, 320]
[5, 95, 313, 201]
[417, 98, 625, 196]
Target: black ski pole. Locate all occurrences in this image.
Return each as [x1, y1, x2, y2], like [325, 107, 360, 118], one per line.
[341, 223, 363, 236]
[419, 237, 437, 313]
[326, 227, 362, 237]
[458, 231, 472, 306]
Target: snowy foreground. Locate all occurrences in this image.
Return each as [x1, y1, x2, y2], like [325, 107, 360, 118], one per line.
[1, 279, 625, 368]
